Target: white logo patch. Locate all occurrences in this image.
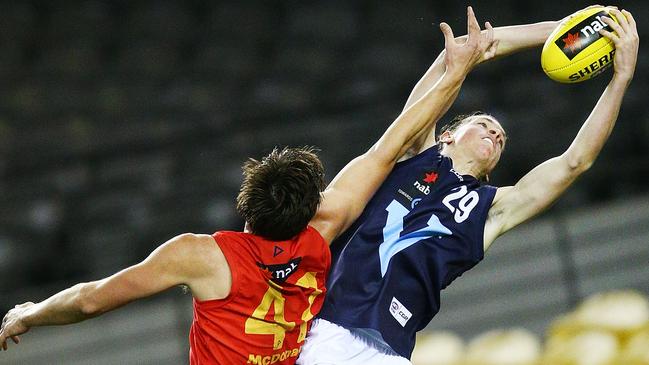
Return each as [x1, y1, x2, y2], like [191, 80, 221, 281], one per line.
[389, 297, 412, 327]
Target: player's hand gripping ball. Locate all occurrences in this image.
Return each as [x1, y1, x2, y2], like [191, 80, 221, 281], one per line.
[541, 6, 620, 83]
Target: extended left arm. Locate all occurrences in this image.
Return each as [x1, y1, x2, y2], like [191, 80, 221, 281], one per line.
[0, 233, 220, 350]
[485, 9, 638, 247]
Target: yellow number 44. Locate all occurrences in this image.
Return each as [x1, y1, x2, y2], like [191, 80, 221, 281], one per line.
[244, 272, 322, 350]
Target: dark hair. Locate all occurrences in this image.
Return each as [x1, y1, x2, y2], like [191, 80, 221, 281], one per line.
[236, 146, 325, 241]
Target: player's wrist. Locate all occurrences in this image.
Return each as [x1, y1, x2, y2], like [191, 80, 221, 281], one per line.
[540, 20, 560, 42]
[18, 303, 38, 328]
[440, 68, 468, 86]
[611, 72, 633, 87]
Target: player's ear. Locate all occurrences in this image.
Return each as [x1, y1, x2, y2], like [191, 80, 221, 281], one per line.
[439, 131, 453, 144]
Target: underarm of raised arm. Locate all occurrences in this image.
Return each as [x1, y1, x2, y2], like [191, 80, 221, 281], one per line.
[492, 155, 581, 235]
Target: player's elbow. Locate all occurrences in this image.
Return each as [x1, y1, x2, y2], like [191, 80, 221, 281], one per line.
[363, 148, 385, 166]
[563, 153, 594, 175]
[76, 283, 104, 317]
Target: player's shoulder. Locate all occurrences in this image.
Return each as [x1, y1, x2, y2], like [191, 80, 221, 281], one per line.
[172, 233, 219, 251]
[164, 233, 226, 270]
[166, 233, 232, 300]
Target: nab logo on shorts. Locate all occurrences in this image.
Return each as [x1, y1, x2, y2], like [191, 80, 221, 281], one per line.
[389, 297, 412, 327]
[556, 11, 612, 60]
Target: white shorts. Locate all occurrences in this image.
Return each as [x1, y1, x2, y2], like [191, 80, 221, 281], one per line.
[297, 319, 412, 365]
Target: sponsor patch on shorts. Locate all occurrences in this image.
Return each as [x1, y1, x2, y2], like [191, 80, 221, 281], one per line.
[389, 297, 412, 327]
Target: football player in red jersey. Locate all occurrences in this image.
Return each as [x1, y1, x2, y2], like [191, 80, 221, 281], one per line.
[0, 7, 497, 364]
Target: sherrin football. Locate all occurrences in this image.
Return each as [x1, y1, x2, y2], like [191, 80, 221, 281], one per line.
[541, 6, 619, 83]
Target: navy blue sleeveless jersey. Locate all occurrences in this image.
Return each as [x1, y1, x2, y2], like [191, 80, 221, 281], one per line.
[318, 145, 497, 358]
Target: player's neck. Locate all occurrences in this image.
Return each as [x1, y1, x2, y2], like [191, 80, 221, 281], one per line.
[441, 149, 484, 179]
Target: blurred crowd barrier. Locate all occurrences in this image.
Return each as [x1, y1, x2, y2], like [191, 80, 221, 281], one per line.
[412, 290, 649, 365]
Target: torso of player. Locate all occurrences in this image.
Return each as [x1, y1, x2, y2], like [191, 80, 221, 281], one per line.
[189, 227, 330, 365]
[318, 145, 497, 358]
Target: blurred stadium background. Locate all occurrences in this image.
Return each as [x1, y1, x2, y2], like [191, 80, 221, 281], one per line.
[0, 0, 648, 364]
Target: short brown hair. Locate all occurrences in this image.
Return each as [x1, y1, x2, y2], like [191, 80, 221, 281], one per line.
[236, 146, 325, 241]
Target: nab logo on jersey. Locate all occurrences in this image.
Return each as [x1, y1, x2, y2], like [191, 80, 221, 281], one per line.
[257, 257, 302, 283]
[413, 171, 437, 195]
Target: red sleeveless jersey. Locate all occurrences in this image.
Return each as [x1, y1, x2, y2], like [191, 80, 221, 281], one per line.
[189, 226, 330, 365]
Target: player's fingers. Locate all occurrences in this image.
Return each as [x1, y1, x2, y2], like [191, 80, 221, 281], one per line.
[608, 9, 629, 33]
[601, 16, 624, 38]
[621, 9, 637, 32]
[466, 6, 480, 43]
[485, 21, 494, 37]
[439, 22, 455, 47]
[598, 28, 619, 44]
[484, 21, 495, 48]
[1, 338, 6, 351]
[10, 336, 19, 344]
[484, 39, 499, 60]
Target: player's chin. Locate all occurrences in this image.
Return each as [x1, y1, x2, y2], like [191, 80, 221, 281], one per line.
[476, 146, 494, 161]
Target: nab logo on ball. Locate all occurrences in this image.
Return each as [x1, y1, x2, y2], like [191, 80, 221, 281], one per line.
[541, 6, 618, 83]
[555, 11, 611, 60]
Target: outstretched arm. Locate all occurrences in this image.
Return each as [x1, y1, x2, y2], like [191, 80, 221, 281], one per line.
[0, 233, 223, 351]
[484, 9, 638, 249]
[404, 20, 557, 110]
[311, 7, 496, 243]
[401, 18, 558, 156]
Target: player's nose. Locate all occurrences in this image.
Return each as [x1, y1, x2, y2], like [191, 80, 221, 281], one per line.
[488, 128, 500, 138]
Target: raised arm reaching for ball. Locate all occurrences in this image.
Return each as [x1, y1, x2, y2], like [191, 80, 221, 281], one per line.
[485, 8, 638, 247]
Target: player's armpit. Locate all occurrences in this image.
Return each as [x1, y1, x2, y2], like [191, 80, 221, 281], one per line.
[485, 155, 580, 248]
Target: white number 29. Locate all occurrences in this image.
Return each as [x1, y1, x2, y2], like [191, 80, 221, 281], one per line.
[442, 186, 479, 223]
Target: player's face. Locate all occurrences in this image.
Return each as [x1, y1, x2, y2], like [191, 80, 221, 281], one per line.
[453, 116, 506, 172]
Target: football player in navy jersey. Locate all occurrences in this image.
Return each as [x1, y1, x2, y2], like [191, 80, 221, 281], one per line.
[299, 6, 639, 365]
